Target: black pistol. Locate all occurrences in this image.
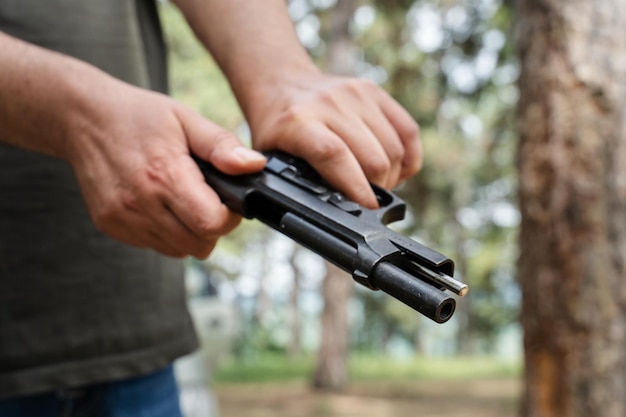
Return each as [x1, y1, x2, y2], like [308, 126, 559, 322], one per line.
[194, 152, 468, 323]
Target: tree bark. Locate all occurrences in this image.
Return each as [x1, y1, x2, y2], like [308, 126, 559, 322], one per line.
[516, 1, 626, 416]
[325, 0, 358, 76]
[312, 262, 353, 389]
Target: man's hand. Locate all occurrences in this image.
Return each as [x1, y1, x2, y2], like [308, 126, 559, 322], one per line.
[246, 73, 422, 209]
[67, 81, 266, 259]
[0, 33, 266, 258]
[174, 0, 422, 209]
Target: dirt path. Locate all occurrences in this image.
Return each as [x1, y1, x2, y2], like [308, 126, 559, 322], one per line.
[216, 378, 521, 417]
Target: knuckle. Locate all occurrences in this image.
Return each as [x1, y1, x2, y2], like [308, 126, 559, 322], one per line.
[402, 137, 424, 177]
[277, 107, 306, 126]
[358, 78, 378, 91]
[347, 78, 377, 96]
[400, 120, 420, 142]
[119, 189, 141, 213]
[132, 155, 180, 203]
[365, 156, 391, 182]
[316, 89, 341, 109]
[271, 108, 315, 140]
[194, 214, 240, 240]
[143, 155, 173, 188]
[309, 138, 346, 162]
[387, 142, 405, 164]
[404, 154, 423, 177]
[194, 218, 220, 238]
[195, 216, 239, 240]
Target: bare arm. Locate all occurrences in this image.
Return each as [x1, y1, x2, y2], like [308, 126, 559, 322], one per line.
[0, 32, 265, 258]
[0, 32, 86, 158]
[173, 0, 423, 208]
[172, 0, 318, 104]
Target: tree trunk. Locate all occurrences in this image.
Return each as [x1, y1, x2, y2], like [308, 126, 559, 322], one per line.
[325, 0, 358, 77]
[287, 245, 302, 359]
[255, 239, 272, 325]
[312, 262, 353, 389]
[311, 0, 358, 391]
[516, 1, 626, 416]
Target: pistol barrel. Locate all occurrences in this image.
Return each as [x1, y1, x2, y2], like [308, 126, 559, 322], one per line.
[280, 212, 456, 323]
[373, 261, 456, 323]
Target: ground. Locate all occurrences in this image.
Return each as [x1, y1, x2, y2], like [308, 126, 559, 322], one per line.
[215, 377, 521, 417]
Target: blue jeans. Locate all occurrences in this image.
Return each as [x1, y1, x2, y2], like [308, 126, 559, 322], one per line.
[0, 366, 183, 417]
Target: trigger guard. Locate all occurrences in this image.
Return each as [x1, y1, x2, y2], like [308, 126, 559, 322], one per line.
[371, 184, 406, 225]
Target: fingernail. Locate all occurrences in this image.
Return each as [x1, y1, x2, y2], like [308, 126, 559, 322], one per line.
[233, 147, 266, 163]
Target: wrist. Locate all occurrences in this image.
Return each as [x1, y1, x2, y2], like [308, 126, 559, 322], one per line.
[235, 64, 322, 128]
[53, 59, 121, 164]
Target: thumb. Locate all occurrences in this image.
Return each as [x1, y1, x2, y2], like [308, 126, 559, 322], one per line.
[176, 105, 266, 175]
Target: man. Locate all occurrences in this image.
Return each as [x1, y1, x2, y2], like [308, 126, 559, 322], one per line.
[0, 0, 422, 415]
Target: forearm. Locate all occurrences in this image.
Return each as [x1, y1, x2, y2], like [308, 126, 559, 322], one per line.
[0, 32, 106, 160]
[172, 0, 319, 117]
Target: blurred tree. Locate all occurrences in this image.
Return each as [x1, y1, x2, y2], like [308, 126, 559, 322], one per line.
[516, 1, 626, 416]
[311, 0, 358, 390]
[313, 262, 353, 389]
[159, 2, 244, 131]
[287, 245, 303, 359]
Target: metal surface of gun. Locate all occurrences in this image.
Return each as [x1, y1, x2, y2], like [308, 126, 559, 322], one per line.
[194, 152, 468, 323]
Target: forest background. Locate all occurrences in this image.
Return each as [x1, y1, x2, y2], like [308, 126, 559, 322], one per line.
[158, 0, 620, 416]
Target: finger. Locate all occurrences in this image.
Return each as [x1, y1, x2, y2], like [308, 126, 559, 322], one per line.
[322, 99, 405, 188]
[108, 205, 220, 258]
[165, 104, 254, 241]
[165, 156, 243, 241]
[110, 154, 242, 251]
[103, 215, 187, 258]
[176, 104, 266, 175]
[375, 91, 423, 180]
[326, 116, 394, 188]
[159, 202, 224, 259]
[273, 122, 379, 208]
[360, 110, 405, 188]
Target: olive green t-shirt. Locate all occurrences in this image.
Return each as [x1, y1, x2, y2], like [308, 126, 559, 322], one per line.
[0, 0, 198, 399]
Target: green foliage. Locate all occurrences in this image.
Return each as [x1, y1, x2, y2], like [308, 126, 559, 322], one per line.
[214, 352, 520, 384]
[216, 352, 315, 384]
[350, 354, 521, 381]
[159, 3, 244, 131]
